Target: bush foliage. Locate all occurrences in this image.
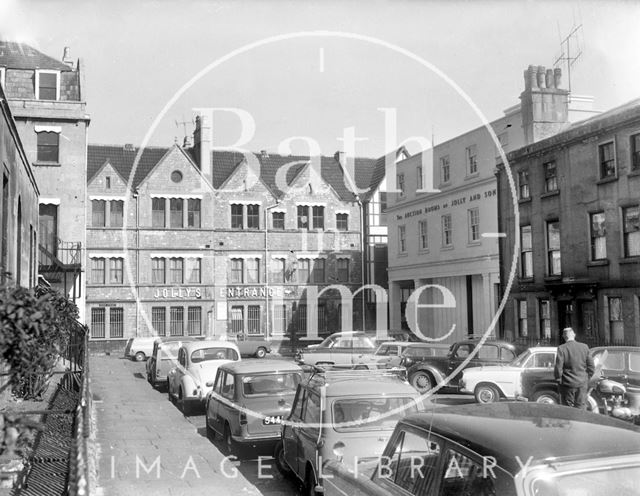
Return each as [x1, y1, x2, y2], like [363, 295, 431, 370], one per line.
[0, 285, 79, 400]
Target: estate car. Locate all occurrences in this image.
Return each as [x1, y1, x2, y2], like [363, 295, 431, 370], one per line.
[355, 342, 449, 370]
[295, 331, 377, 367]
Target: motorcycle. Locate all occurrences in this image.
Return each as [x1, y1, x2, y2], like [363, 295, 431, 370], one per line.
[590, 376, 640, 424]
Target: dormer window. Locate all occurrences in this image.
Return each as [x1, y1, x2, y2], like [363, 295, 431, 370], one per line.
[35, 70, 60, 100]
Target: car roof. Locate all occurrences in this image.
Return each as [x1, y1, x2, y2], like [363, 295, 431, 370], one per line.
[591, 346, 640, 353]
[404, 403, 640, 474]
[306, 373, 417, 397]
[459, 339, 516, 350]
[181, 340, 240, 352]
[155, 336, 199, 344]
[326, 331, 368, 338]
[524, 346, 557, 352]
[220, 360, 302, 374]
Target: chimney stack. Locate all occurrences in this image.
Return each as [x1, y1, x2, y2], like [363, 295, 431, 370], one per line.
[62, 46, 75, 69]
[192, 113, 212, 182]
[520, 65, 569, 144]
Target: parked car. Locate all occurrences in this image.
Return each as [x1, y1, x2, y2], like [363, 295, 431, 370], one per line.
[167, 340, 240, 415]
[321, 402, 640, 496]
[355, 341, 449, 370]
[295, 331, 377, 366]
[205, 360, 303, 453]
[521, 345, 640, 406]
[124, 336, 157, 361]
[459, 346, 557, 403]
[407, 338, 519, 393]
[231, 333, 272, 358]
[276, 368, 424, 495]
[146, 337, 199, 388]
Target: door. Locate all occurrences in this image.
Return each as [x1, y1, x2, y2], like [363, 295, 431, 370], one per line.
[579, 301, 596, 340]
[39, 204, 58, 258]
[557, 301, 574, 333]
[208, 370, 225, 433]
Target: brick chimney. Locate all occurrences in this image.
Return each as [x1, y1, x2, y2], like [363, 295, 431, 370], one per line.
[192, 113, 212, 182]
[520, 65, 569, 144]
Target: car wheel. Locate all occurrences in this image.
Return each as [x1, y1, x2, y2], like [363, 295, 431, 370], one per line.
[532, 390, 560, 405]
[474, 384, 500, 404]
[255, 347, 267, 359]
[304, 467, 319, 496]
[274, 441, 292, 477]
[354, 365, 368, 370]
[410, 371, 434, 393]
[205, 416, 216, 440]
[167, 382, 174, 403]
[134, 351, 146, 362]
[179, 388, 191, 416]
[223, 423, 236, 454]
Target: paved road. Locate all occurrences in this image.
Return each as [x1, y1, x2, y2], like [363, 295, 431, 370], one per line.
[91, 355, 299, 496]
[91, 355, 475, 496]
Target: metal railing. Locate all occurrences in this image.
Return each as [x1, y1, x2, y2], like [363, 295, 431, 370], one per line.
[39, 238, 82, 268]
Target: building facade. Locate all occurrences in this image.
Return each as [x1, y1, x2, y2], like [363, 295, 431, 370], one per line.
[0, 82, 39, 288]
[498, 99, 640, 346]
[0, 41, 89, 308]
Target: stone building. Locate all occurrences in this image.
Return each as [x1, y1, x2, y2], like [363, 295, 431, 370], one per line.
[497, 98, 640, 346]
[0, 41, 89, 306]
[0, 81, 39, 288]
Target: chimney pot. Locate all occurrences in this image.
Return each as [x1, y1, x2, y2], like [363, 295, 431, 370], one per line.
[334, 150, 346, 165]
[527, 65, 537, 89]
[124, 143, 134, 151]
[62, 46, 74, 69]
[537, 66, 546, 88]
[545, 69, 554, 89]
[260, 150, 269, 158]
[183, 135, 192, 148]
[554, 67, 562, 89]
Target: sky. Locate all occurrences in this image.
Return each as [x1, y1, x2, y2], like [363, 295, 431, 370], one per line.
[1, 0, 640, 158]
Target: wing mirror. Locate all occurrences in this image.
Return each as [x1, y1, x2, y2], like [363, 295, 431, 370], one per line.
[332, 441, 345, 462]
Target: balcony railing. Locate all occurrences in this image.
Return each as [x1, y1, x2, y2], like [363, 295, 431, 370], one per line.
[39, 238, 82, 269]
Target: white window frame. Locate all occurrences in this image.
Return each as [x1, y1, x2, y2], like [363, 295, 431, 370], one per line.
[0, 68, 5, 90]
[398, 225, 407, 253]
[598, 138, 617, 180]
[468, 208, 480, 243]
[35, 69, 60, 101]
[418, 219, 428, 250]
[442, 214, 452, 247]
[440, 155, 451, 184]
[466, 144, 478, 176]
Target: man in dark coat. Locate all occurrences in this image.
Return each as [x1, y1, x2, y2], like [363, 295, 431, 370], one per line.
[554, 327, 595, 409]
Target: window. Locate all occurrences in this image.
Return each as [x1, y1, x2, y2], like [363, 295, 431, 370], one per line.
[398, 225, 407, 253]
[271, 258, 285, 283]
[187, 199, 201, 228]
[105, 176, 111, 189]
[397, 173, 405, 196]
[518, 170, 530, 199]
[318, 304, 327, 334]
[297, 304, 307, 332]
[632, 134, 640, 171]
[312, 258, 325, 283]
[169, 198, 183, 228]
[622, 206, 640, 257]
[336, 213, 348, 231]
[539, 300, 551, 340]
[186, 258, 201, 283]
[466, 144, 478, 175]
[110, 200, 123, 228]
[442, 214, 452, 246]
[440, 155, 450, 183]
[520, 225, 533, 278]
[417, 165, 423, 191]
[544, 161, 558, 192]
[297, 206, 309, 229]
[419, 220, 428, 250]
[152, 258, 165, 284]
[110, 308, 124, 338]
[337, 259, 349, 283]
[231, 204, 244, 229]
[37, 71, 58, 100]
[599, 141, 616, 179]
[92, 200, 106, 227]
[152, 307, 166, 337]
[546, 221, 561, 275]
[298, 259, 310, 283]
[36, 131, 59, 163]
[231, 306, 244, 334]
[468, 208, 480, 242]
[230, 259, 243, 283]
[109, 258, 123, 284]
[91, 258, 105, 284]
[273, 305, 287, 335]
[1, 174, 8, 279]
[608, 297, 623, 341]
[590, 212, 607, 260]
[518, 300, 528, 337]
[247, 204, 260, 229]
[91, 308, 105, 339]
[187, 307, 202, 336]
[169, 258, 183, 284]
[170, 307, 184, 336]
[312, 206, 324, 229]
[152, 198, 165, 228]
[272, 212, 285, 230]
[246, 258, 260, 284]
[440, 450, 495, 496]
[248, 305, 261, 335]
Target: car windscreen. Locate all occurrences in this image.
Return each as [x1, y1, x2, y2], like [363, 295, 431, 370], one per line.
[511, 350, 532, 367]
[332, 397, 419, 432]
[531, 464, 640, 495]
[160, 342, 182, 359]
[191, 347, 238, 363]
[241, 372, 302, 396]
[404, 346, 442, 357]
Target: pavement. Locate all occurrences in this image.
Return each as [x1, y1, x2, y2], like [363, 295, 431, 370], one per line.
[91, 355, 297, 496]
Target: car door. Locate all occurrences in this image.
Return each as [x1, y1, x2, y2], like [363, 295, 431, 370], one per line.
[283, 386, 306, 478]
[446, 343, 474, 383]
[219, 371, 237, 432]
[298, 390, 322, 479]
[330, 338, 353, 364]
[208, 370, 225, 433]
[170, 348, 186, 395]
[627, 351, 640, 392]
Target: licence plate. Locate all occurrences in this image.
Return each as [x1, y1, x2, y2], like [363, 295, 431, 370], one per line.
[263, 415, 283, 425]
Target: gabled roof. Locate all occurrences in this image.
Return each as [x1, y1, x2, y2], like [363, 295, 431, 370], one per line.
[0, 40, 72, 71]
[87, 145, 170, 188]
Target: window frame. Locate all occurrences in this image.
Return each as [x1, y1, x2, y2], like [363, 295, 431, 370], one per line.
[468, 208, 480, 243]
[312, 206, 325, 230]
[518, 169, 530, 200]
[230, 258, 244, 284]
[520, 225, 533, 278]
[231, 204, 244, 229]
[544, 160, 558, 192]
[152, 257, 166, 284]
[598, 140, 617, 179]
[169, 198, 184, 228]
[152, 198, 166, 228]
[187, 198, 201, 228]
[622, 206, 640, 258]
[109, 307, 124, 338]
[91, 257, 106, 284]
[631, 133, 640, 171]
[35, 70, 60, 101]
[418, 219, 428, 250]
[398, 225, 407, 253]
[466, 144, 478, 175]
[297, 205, 309, 229]
[247, 204, 260, 229]
[272, 211, 285, 230]
[91, 199, 106, 228]
[169, 257, 184, 284]
[546, 220, 561, 276]
[397, 173, 406, 197]
[336, 258, 349, 283]
[336, 213, 348, 231]
[589, 211, 607, 261]
[90, 308, 106, 339]
[440, 155, 450, 184]
[109, 257, 124, 284]
[36, 131, 60, 163]
[442, 214, 452, 247]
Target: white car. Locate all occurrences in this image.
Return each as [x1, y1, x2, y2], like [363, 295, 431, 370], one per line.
[167, 340, 240, 414]
[459, 346, 556, 403]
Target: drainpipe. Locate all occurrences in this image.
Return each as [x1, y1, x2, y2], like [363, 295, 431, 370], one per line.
[133, 188, 140, 337]
[264, 201, 280, 338]
[356, 195, 365, 332]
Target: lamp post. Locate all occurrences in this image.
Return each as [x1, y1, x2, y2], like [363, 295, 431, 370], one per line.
[264, 201, 280, 338]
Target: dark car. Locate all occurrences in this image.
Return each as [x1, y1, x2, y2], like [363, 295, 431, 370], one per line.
[521, 346, 640, 405]
[322, 402, 640, 496]
[406, 339, 519, 393]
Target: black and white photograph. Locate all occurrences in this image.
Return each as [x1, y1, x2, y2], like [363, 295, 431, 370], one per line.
[1, 1, 639, 495]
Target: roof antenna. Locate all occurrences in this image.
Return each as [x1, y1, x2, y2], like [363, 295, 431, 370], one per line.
[553, 21, 583, 97]
[175, 116, 194, 147]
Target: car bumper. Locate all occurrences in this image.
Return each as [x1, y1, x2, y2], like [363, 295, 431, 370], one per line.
[231, 432, 281, 443]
